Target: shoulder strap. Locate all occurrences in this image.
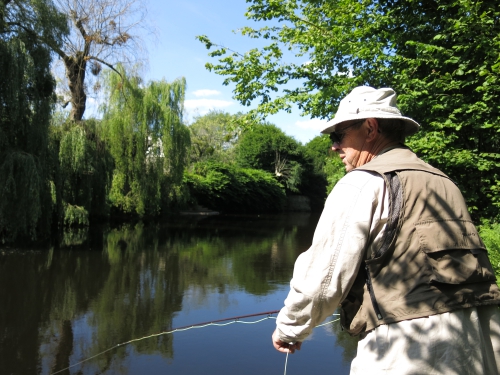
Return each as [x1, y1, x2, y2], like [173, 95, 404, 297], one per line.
[372, 172, 403, 259]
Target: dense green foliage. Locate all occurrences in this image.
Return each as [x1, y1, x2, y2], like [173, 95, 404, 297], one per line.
[388, 1, 500, 221]
[185, 162, 286, 213]
[101, 69, 191, 217]
[1, 0, 68, 44]
[50, 118, 113, 227]
[198, 0, 500, 221]
[236, 123, 305, 192]
[234, 123, 330, 210]
[479, 222, 500, 284]
[0, 0, 67, 243]
[188, 110, 240, 164]
[185, 118, 334, 213]
[303, 135, 345, 194]
[302, 135, 331, 175]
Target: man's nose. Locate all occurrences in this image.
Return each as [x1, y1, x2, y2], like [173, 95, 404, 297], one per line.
[331, 142, 341, 151]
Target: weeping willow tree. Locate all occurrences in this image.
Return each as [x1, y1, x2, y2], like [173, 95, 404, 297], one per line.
[50, 117, 114, 228]
[101, 68, 191, 217]
[0, 0, 68, 243]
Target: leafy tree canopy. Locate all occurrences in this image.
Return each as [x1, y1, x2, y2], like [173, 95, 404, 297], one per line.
[1, 0, 68, 46]
[101, 67, 190, 217]
[188, 110, 241, 165]
[50, 117, 114, 227]
[303, 134, 344, 194]
[199, 0, 500, 220]
[236, 122, 302, 171]
[236, 122, 306, 192]
[303, 135, 332, 175]
[0, 0, 68, 243]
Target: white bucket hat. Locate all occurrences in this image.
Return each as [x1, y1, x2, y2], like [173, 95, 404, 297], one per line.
[320, 86, 420, 136]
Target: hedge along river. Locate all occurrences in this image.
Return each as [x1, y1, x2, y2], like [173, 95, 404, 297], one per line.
[0, 213, 357, 375]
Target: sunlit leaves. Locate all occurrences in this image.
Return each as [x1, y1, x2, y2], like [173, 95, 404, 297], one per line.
[188, 111, 241, 165]
[199, 0, 500, 220]
[101, 68, 190, 217]
[185, 162, 286, 213]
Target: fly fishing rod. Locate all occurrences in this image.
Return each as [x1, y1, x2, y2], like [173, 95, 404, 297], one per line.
[51, 309, 339, 375]
[173, 309, 280, 330]
[50, 309, 282, 375]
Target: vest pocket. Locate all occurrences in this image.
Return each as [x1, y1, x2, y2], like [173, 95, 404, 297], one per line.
[340, 296, 367, 336]
[340, 271, 368, 336]
[415, 219, 495, 285]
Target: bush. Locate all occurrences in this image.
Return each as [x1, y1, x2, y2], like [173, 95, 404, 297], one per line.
[185, 162, 286, 213]
[479, 222, 500, 285]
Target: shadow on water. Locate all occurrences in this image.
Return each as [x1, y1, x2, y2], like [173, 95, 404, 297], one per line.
[0, 213, 356, 375]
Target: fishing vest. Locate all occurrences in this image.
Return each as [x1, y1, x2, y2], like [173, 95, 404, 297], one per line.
[340, 147, 500, 336]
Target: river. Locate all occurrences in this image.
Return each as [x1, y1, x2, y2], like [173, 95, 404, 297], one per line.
[0, 213, 357, 374]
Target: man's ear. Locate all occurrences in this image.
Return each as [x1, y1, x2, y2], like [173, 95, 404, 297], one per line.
[365, 118, 379, 142]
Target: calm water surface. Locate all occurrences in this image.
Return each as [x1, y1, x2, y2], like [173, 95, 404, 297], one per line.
[0, 214, 357, 374]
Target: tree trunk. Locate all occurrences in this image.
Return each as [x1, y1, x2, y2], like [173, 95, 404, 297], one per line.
[64, 52, 87, 121]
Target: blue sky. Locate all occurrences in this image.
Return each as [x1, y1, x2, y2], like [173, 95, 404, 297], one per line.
[141, 0, 327, 144]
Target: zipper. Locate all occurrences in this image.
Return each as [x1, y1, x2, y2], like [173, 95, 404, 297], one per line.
[365, 264, 383, 320]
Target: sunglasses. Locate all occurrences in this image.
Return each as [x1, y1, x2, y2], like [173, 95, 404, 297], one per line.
[329, 120, 365, 145]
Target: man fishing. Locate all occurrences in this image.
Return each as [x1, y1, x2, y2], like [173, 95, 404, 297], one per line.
[272, 86, 500, 374]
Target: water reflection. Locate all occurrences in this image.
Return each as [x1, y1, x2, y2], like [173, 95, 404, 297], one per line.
[0, 214, 356, 374]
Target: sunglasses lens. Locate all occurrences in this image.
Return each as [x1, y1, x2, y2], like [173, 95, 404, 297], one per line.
[330, 132, 341, 144]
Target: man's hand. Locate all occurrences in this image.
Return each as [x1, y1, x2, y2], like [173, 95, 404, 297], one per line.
[272, 329, 302, 353]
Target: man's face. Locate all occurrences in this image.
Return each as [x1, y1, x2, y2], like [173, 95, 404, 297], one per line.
[331, 120, 368, 172]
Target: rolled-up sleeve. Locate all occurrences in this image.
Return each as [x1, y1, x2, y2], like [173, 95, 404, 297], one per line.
[276, 171, 389, 342]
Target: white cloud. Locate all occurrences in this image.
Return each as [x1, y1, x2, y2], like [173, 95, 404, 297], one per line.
[192, 89, 221, 97]
[295, 118, 328, 131]
[184, 98, 234, 115]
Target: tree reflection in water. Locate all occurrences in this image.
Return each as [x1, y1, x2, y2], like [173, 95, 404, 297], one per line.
[0, 214, 356, 374]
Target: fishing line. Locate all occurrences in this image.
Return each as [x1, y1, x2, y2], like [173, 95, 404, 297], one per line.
[50, 310, 278, 375]
[50, 311, 340, 375]
[284, 348, 291, 375]
[282, 317, 340, 375]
